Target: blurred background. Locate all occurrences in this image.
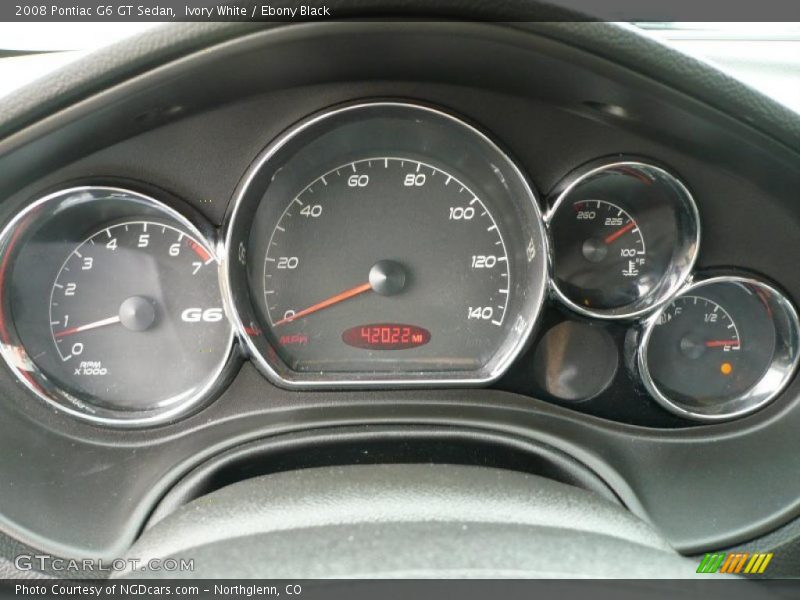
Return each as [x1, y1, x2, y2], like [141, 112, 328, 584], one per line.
[1, 22, 799, 113]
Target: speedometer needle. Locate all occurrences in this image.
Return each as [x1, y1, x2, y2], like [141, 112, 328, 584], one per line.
[274, 282, 373, 326]
[274, 260, 408, 327]
[54, 316, 121, 338]
[604, 221, 637, 244]
[705, 340, 741, 348]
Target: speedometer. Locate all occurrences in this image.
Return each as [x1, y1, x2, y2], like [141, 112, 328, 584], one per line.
[263, 157, 511, 369]
[224, 102, 548, 387]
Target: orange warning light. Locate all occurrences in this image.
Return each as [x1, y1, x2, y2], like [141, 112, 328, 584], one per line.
[720, 362, 733, 376]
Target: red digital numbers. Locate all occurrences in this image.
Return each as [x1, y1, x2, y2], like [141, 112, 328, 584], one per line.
[343, 323, 431, 350]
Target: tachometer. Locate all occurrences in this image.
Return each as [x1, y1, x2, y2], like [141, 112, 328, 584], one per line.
[48, 220, 229, 410]
[224, 102, 549, 387]
[0, 187, 236, 426]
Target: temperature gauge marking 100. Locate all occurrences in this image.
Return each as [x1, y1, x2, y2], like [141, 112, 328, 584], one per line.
[342, 324, 431, 350]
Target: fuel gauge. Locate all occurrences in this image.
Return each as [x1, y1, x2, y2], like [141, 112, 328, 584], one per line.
[637, 276, 800, 421]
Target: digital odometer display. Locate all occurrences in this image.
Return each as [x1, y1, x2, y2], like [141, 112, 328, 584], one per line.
[228, 102, 549, 385]
[342, 324, 431, 350]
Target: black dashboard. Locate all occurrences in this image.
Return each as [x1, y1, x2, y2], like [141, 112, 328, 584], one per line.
[2, 21, 800, 575]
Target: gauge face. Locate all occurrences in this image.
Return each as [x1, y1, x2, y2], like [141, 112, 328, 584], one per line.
[47, 220, 230, 410]
[0, 187, 236, 426]
[552, 199, 646, 309]
[639, 277, 800, 420]
[262, 158, 511, 372]
[225, 102, 549, 385]
[646, 296, 747, 404]
[548, 161, 699, 318]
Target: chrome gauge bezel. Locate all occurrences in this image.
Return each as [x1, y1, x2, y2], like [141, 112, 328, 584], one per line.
[0, 186, 239, 428]
[636, 274, 800, 422]
[222, 101, 550, 389]
[545, 159, 701, 320]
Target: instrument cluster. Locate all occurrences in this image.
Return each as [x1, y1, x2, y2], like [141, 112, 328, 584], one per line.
[0, 100, 797, 427]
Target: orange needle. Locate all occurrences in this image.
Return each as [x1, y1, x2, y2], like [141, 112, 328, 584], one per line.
[54, 316, 121, 338]
[604, 221, 637, 245]
[705, 340, 741, 348]
[274, 282, 373, 326]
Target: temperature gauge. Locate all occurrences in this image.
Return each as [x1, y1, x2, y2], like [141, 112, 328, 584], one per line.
[547, 160, 699, 319]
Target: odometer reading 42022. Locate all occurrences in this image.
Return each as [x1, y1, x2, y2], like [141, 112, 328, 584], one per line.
[261, 157, 512, 372]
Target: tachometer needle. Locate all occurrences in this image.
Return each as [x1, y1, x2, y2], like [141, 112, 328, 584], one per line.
[54, 316, 121, 338]
[604, 221, 637, 244]
[274, 282, 373, 326]
[705, 340, 741, 348]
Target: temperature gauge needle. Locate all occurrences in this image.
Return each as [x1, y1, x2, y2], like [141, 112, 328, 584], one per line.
[274, 282, 373, 326]
[604, 221, 637, 244]
[54, 316, 121, 338]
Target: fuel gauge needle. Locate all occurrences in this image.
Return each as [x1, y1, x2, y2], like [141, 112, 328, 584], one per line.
[54, 316, 121, 338]
[705, 340, 741, 348]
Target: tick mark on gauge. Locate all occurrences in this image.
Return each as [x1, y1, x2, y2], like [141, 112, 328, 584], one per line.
[188, 240, 211, 262]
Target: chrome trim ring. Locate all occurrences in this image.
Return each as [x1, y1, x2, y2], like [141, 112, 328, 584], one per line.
[636, 274, 800, 422]
[545, 159, 700, 320]
[221, 100, 549, 389]
[0, 186, 239, 427]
